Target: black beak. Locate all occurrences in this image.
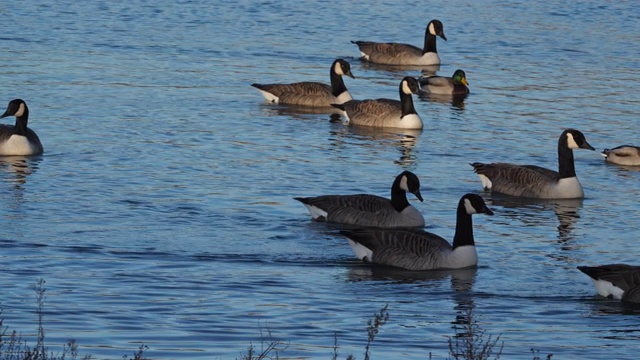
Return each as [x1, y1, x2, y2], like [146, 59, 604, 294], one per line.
[413, 189, 424, 202]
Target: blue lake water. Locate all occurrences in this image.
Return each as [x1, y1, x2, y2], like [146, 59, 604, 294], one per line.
[1, 0, 640, 359]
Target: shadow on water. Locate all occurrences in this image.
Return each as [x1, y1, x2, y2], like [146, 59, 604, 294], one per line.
[603, 161, 640, 178]
[581, 295, 640, 316]
[487, 194, 583, 244]
[346, 264, 477, 289]
[346, 264, 491, 350]
[357, 61, 441, 77]
[257, 103, 345, 118]
[329, 125, 423, 167]
[0, 156, 41, 189]
[418, 91, 468, 110]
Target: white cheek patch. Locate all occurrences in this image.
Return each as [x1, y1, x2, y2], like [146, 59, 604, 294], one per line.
[428, 22, 436, 35]
[402, 80, 413, 95]
[399, 175, 409, 191]
[334, 62, 344, 76]
[14, 103, 25, 117]
[464, 199, 477, 214]
[566, 132, 579, 149]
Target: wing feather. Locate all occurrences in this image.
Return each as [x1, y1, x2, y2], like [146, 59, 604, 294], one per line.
[472, 162, 559, 198]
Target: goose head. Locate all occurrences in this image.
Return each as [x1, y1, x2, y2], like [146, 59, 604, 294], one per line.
[428, 20, 447, 41]
[461, 194, 494, 215]
[401, 77, 421, 96]
[562, 129, 595, 151]
[334, 59, 355, 79]
[398, 171, 423, 202]
[1, 99, 28, 119]
[452, 69, 469, 86]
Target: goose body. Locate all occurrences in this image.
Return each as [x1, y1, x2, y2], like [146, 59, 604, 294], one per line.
[577, 264, 640, 304]
[294, 171, 424, 228]
[602, 145, 640, 166]
[352, 19, 447, 66]
[341, 194, 493, 270]
[251, 59, 355, 107]
[331, 77, 423, 129]
[419, 69, 469, 95]
[0, 99, 43, 156]
[471, 129, 595, 199]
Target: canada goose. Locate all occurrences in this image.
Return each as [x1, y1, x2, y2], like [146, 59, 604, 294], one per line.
[352, 19, 447, 66]
[419, 69, 469, 95]
[601, 145, 640, 166]
[340, 193, 493, 270]
[251, 59, 355, 107]
[471, 129, 595, 199]
[0, 99, 43, 156]
[577, 264, 640, 304]
[294, 171, 424, 228]
[331, 77, 423, 129]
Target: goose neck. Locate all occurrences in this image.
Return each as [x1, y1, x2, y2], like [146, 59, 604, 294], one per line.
[14, 109, 30, 136]
[423, 29, 437, 54]
[452, 201, 474, 249]
[557, 142, 576, 179]
[399, 87, 417, 117]
[329, 68, 348, 97]
[390, 177, 410, 212]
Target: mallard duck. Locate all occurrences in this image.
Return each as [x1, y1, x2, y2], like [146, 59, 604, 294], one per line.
[419, 69, 469, 95]
[601, 145, 640, 166]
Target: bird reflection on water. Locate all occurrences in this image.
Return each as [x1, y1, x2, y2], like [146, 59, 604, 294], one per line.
[0, 156, 40, 190]
[487, 194, 583, 245]
[358, 61, 441, 78]
[329, 125, 422, 167]
[418, 91, 468, 110]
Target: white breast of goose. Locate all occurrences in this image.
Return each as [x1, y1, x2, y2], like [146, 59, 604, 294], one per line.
[552, 177, 584, 199]
[398, 206, 425, 227]
[418, 52, 441, 66]
[398, 113, 423, 130]
[334, 91, 353, 105]
[0, 135, 39, 156]
[437, 245, 477, 269]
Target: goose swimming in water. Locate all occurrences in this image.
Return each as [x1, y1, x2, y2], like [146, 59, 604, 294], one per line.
[352, 19, 447, 66]
[577, 264, 640, 305]
[331, 77, 423, 129]
[0, 99, 44, 156]
[294, 171, 424, 228]
[341, 193, 493, 270]
[471, 129, 595, 199]
[251, 59, 355, 107]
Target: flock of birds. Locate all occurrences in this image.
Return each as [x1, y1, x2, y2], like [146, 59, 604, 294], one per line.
[249, 19, 640, 306]
[1, 20, 638, 305]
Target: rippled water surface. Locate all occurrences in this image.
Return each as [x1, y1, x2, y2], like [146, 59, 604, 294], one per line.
[1, 0, 640, 359]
